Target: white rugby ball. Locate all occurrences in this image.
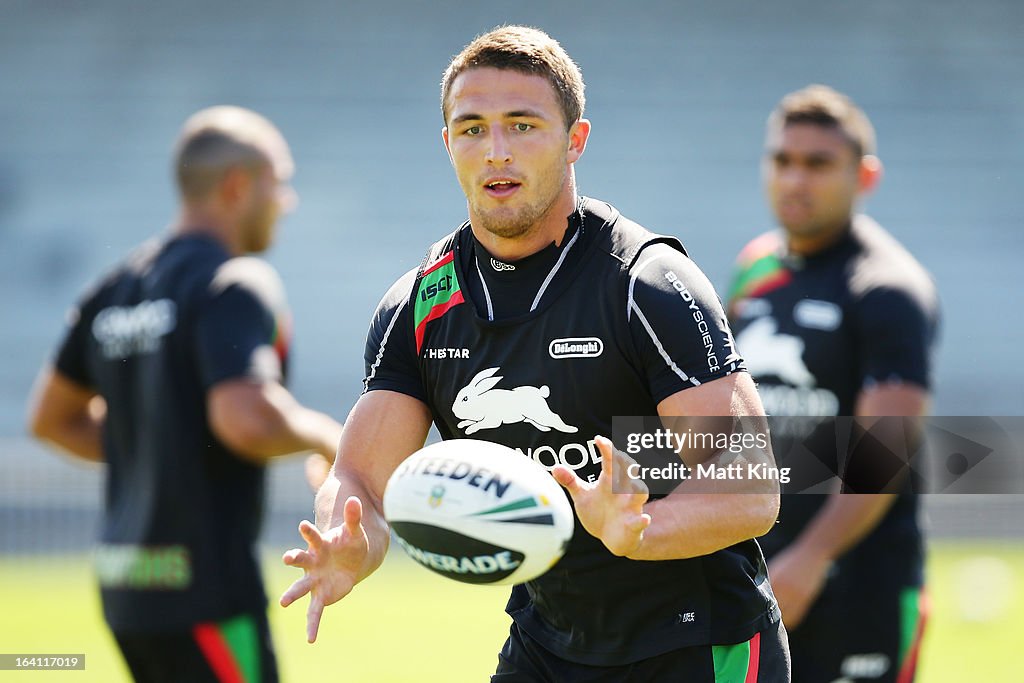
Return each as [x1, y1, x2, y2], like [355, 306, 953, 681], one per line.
[383, 439, 574, 586]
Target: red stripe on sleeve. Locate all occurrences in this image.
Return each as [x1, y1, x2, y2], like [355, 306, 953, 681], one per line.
[193, 622, 244, 683]
[744, 631, 762, 683]
[896, 593, 930, 683]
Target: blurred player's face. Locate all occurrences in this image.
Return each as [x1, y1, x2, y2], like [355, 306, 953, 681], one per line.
[240, 153, 297, 253]
[764, 123, 863, 244]
[442, 67, 587, 241]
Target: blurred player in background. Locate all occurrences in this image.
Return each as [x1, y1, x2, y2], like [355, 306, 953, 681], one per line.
[27, 105, 344, 683]
[727, 85, 939, 683]
[280, 26, 789, 682]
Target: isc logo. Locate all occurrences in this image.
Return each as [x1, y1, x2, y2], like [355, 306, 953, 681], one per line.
[420, 274, 454, 301]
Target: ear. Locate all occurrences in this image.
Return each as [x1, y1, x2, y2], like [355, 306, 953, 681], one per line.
[442, 127, 455, 166]
[470, 367, 501, 385]
[473, 376, 503, 393]
[219, 166, 253, 206]
[566, 118, 591, 164]
[858, 154, 883, 195]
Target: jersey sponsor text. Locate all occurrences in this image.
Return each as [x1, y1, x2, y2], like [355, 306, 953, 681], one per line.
[92, 299, 176, 359]
[664, 271, 722, 373]
[548, 337, 604, 359]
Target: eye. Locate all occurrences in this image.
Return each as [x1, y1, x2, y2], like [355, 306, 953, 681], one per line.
[513, 123, 532, 132]
[461, 396, 468, 402]
[465, 125, 483, 136]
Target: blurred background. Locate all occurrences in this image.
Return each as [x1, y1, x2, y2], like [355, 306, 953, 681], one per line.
[1, 0, 1021, 680]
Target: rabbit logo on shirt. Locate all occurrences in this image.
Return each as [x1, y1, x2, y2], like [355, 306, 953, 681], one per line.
[452, 367, 578, 435]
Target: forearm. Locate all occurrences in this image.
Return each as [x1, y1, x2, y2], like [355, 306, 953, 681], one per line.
[29, 386, 106, 463]
[209, 380, 343, 463]
[38, 415, 104, 462]
[787, 493, 898, 564]
[629, 489, 778, 560]
[254, 401, 343, 462]
[782, 385, 929, 563]
[632, 374, 780, 559]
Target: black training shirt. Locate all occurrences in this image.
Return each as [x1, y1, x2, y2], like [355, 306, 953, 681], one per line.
[728, 215, 939, 586]
[55, 234, 290, 632]
[363, 197, 779, 665]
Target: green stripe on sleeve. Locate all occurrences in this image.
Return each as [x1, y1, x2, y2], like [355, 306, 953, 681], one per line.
[712, 639, 751, 682]
[219, 614, 261, 683]
[899, 587, 922, 665]
[729, 254, 785, 301]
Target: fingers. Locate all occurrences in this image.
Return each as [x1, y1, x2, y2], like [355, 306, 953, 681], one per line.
[282, 548, 312, 568]
[342, 496, 363, 535]
[280, 574, 313, 608]
[304, 453, 331, 493]
[298, 519, 325, 552]
[595, 435, 615, 480]
[307, 595, 325, 643]
[594, 435, 648, 499]
[551, 464, 582, 494]
[623, 470, 650, 498]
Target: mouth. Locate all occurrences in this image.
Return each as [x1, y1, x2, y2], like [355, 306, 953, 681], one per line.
[483, 178, 522, 199]
[778, 198, 812, 216]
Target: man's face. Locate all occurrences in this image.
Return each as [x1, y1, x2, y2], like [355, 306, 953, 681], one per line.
[240, 153, 296, 253]
[763, 122, 862, 239]
[442, 67, 577, 240]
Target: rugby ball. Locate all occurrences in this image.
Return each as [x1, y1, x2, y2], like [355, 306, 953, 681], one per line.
[383, 439, 574, 585]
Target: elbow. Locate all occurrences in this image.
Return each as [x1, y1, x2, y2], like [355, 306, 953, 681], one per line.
[212, 415, 280, 462]
[209, 403, 283, 463]
[27, 411, 51, 442]
[750, 490, 780, 538]
[27, 400, 60, 444]
[207, 380, 292, 463]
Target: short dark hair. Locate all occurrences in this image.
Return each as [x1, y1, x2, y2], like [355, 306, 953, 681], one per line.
[173, 106, 289, 202]
[440, 25, 585, 131]
[767, 84, 876, 157]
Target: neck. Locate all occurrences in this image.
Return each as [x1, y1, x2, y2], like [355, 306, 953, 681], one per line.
[786, 220, 852, 257]
[174, 205, 242, 256]
[470, 180, 578, 262]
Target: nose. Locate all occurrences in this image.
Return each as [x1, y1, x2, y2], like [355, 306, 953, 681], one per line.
[484, 129, 512, 165]
[776, 165, 808, 190]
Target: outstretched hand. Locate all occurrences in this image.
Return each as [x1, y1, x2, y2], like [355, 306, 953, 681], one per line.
[280, 496, 369, 643]
[551, 435, 651, 557]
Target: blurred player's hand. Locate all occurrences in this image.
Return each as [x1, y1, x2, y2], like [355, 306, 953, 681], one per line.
[280, 496, 368, 643]
[553, 435, 651, 557]
[767, 545, 833, 629]
[304, 453, 332, 493]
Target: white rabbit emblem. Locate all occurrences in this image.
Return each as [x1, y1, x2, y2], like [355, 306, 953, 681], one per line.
[734, 317, 816, 388]
[452, 367, 578, 435]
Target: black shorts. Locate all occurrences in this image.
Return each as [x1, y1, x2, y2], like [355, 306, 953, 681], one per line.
[112, 611, 278, 683]
[492, 619, 790, 682]
[787, 582, 927, 683]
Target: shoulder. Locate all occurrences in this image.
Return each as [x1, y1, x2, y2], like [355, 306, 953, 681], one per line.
[375, 267, 419, 313]
[209, 256, 287, 311]
[734, 230, 784, 270]
[73, 238, 164, 311]
[628, 241, 704, 290]
[626, 242, 727, 330]
[848, 216, 938, 311]
[582, 197, 689, 272]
